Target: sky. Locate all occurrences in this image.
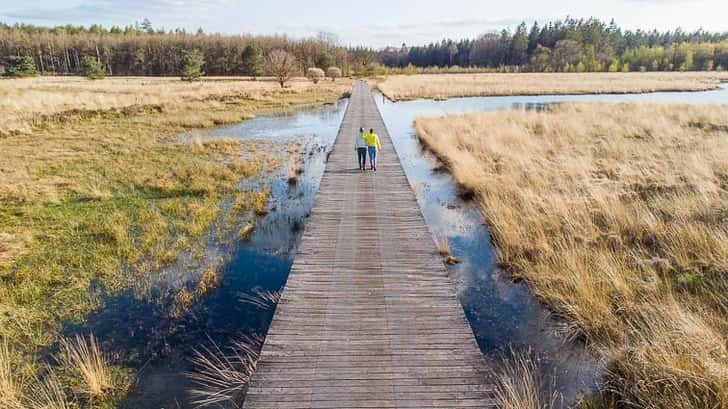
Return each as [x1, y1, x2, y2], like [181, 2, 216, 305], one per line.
[0, 0, 726, 48]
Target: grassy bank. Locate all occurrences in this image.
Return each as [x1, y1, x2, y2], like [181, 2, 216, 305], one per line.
[415, 103, 728, 408]
[377, 72, 728, 101]
[0, 76, 351, 407]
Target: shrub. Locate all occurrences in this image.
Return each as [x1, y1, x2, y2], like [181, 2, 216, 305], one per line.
[326, 66, 342, 81]
[80, 56, 106, 79]
[306, 67, 325, 84]
[181, 49, 205, 81]
[4, 56, 38, 77]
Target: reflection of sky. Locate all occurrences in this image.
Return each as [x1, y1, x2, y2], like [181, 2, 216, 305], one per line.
[199, 100, 347, 146]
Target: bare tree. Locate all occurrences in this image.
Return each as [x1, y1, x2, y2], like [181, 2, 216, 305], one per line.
[265, 49, 298, 88]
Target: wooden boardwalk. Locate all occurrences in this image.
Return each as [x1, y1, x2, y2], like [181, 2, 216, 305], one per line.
[243, 82, 494, 408]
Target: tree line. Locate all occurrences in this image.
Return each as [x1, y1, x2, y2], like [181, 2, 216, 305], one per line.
[0, 21, 350, 77]
[2, 18, 728, 77]
[379, 18, 728, 72]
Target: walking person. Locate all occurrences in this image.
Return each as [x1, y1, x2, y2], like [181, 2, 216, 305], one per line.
[363, 128, 382, 171]
[354, 127, 368, 171]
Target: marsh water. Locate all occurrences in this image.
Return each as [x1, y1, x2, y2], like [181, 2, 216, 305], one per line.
[71, 85, 728, 408]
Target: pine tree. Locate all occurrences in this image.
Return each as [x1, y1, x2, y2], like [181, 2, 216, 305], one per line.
[4, 56, 38, 77]
[241, 45, 264, 78]
[181, 49, 205, 81]
[80, 56, 106, 79]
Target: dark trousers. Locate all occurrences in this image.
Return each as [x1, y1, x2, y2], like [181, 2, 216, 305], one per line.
[356, 148, 367, 169]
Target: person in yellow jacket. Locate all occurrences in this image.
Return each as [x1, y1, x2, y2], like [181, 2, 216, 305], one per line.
[362, 128, 382, 171]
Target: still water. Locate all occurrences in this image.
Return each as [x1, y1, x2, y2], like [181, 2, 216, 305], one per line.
[73, 85, 727, 407]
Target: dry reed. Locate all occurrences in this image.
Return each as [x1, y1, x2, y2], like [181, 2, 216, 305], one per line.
[378, 72, 728, 101]
[415, 103, 728, 408]
[187, 335, 262, 408]
[0, 341, 24, 409]
[26, 374, 74, 409]
[57, 334, 114, 399]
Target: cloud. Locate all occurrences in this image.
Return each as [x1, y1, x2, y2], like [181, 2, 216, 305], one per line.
[276, 17, 529, 47]
[4, 0, 236, 27]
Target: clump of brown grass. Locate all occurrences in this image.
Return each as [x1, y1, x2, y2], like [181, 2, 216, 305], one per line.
[415, 103, 728, 408]
[187, 335, 262, 408]
[495, 349, 560, 409]
[57, 334, 114, 399]
[378, 72, 728, 101]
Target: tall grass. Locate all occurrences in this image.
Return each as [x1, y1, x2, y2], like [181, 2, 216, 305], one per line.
[0, 341, 25, 409]
[415, 103, 728, 408]
[26, 374, 74, 409]
[58, 334, 114, 399]
[377, 72, 728, 101]
[187, 336, 262, 408]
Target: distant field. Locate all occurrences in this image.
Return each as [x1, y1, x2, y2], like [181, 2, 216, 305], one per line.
[0, 75, 350, 407]
[415, 103, 728, 408]
[377, 72, 728, 101]
[0, 76, 349, 136]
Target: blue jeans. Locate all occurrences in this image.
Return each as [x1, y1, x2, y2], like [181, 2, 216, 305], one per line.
[356, 148, 367, 169]
[368, 147, 377, 169]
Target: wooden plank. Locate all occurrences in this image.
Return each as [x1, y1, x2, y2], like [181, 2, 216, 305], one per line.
[242, 82, 495, 408]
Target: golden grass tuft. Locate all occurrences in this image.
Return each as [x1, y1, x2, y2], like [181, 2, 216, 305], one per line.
[415, 102, 728, 408]
[495, 350, 559, 409]
[58, 334, 114, 399]
[377, 72, 728, 101]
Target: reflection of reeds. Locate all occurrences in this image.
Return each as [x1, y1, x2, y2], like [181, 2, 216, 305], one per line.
[287, 161, 303, 184]
[239, 289, 282, 310]
[197, 267, 222, 297]
[188, 335, 262, 408]
[1, 341, 25, 409]
[58, 334, 114, 399]
[495, 349, 560, 409]
[432, 233, 451, 256]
